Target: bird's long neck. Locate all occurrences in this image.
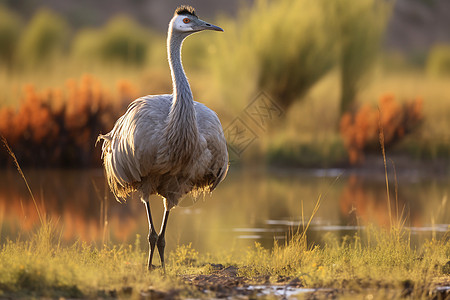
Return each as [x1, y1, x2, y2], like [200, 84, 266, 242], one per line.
[168, 33, 194, 107]
[165, 30, 199, 167]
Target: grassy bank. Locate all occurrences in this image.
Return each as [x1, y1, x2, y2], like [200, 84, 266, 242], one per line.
[0, 221, 448, 298]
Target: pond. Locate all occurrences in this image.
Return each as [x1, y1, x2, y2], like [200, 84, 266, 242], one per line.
[0, 164, 448, 254]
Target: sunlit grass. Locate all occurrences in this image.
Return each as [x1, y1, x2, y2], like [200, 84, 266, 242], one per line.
[0, 224, 180, 298]
[239, 227, 449, 290]
[0, 220, 448, 298]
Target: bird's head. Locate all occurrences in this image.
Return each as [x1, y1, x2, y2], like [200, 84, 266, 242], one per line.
[169, 5, 223, 35]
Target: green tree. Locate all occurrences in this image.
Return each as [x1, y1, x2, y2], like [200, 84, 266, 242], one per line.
[0, 5, 22, 66]
[207, 0, 389, 114]
[254, 0, 336, 109]
[17, 9, 70, 67]
[333, 0, 389, 114]
[208, 0, 336, 111]
[426, 44, 450, 77]
[72, 15, 152, 65]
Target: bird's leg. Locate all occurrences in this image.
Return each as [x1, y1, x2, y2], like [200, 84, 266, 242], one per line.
[157, 210, 170, 272]
[144, 201, 158, 270]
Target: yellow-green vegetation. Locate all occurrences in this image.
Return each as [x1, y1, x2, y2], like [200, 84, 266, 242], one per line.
[0, 0, 391, 113]
[333, 0, 388, 114]
[0, 6, 22, 66]
[0, 224, 181, 298]
[426, 44, 450, 77]
[203, 0, 389, 113]
[72, 15, 155, 65]
[16, 9, 70, 68]
[359, 71, 450, 159]
[0, 222, 448, 298]
[262, 69, 450, 165]
[240, 229, 449, 290]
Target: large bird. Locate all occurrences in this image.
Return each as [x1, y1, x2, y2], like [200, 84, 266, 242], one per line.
[98, 6, 228, 270]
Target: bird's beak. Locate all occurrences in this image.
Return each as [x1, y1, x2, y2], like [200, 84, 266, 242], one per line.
[196, 19, 224, 32]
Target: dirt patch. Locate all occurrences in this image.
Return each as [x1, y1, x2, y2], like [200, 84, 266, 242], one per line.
[182, 265, 254, 298]
[179, 265, 449, 299]
[180, 264, 333, 299]
[136, 265, 450, 299]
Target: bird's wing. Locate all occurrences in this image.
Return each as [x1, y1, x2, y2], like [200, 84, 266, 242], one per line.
[195, 102, 229, 190]
[133, 95, 172, 176]
[101, 95, 172, 188]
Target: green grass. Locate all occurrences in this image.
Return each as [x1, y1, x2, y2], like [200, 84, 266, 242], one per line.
[240, 228, 449, 289]
[0, 221, 448, 298]
[0, 224, 179, 298]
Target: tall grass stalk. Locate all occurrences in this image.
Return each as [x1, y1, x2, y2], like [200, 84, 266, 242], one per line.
[102, 181, 109, 246]
[1, 136, 43, 225]
[378, 110, 393, 228]
[301, 194, 322, 242]
[390, 159, 399, 225]
[91, 178, 110, 246]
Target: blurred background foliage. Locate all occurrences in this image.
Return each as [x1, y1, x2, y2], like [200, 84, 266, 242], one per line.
[17, 9, 70, 67]
[426, 44, 450, 77]
[72, 15, 154, 65]
[0, 0, 449, 168]
[0, 5, 22, 67]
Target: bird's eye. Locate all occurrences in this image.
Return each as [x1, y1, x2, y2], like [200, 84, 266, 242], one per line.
[183, 18, 191, 24]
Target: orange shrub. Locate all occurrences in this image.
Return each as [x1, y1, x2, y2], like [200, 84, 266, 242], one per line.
[0, 74, 140, 167]
[340, 94, 423, 164]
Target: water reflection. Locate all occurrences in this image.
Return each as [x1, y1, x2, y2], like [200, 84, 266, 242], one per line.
[0, 168, 448, 252]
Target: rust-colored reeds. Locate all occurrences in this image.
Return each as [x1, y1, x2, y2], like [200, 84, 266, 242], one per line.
[339, 94, 423, 164]
[0, 74, 140, 167]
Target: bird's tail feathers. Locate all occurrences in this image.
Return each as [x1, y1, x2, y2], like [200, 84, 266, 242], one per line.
[96, 133, 112, 158]
[103, 151, 135, 203]
[96, 133, 111, 146]
[98, 133, 135, 203]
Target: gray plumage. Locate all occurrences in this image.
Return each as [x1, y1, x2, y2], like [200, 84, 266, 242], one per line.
[97, 5, 228, 270]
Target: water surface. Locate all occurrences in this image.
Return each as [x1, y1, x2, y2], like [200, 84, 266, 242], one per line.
[0, 166, 448, 253]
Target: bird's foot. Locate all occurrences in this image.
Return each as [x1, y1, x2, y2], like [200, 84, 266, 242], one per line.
[147, 231, 159, 270]
[147, 264, 163, 271]
[156, 236, 166, 272]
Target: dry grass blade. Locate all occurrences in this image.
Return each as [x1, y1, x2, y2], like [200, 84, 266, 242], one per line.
[378, 109, 392, 228]
[389, 158, 401, 228]
[1, 135, 43, 225]
[306, 194, 321, 233]
[300, 194, 322, 242]
[297, 173, 341, 242]
[91, 178, 109, 246]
